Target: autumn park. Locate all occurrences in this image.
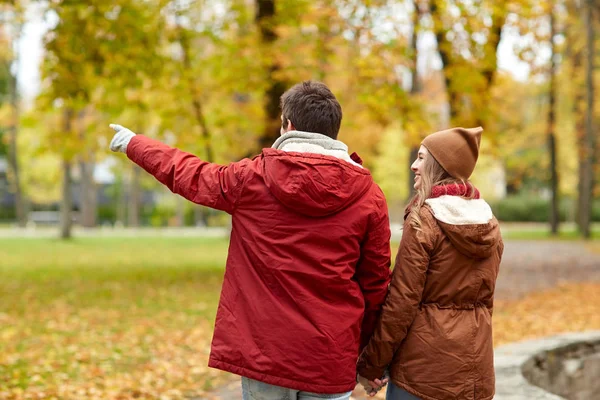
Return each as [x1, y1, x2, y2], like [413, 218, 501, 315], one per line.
[0, 0, 599, 399]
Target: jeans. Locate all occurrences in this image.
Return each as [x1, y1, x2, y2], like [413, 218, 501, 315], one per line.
[386, 382, 421, 400]
[241, 377, 353, 400]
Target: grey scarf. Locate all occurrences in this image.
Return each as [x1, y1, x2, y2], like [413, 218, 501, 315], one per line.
[272, 130, 361, 167]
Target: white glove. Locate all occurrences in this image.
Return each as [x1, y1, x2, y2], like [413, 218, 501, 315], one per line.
[109, 124, 136, 153]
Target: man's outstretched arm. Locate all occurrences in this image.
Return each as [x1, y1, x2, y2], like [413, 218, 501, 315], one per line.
[109, 124, 248, 214]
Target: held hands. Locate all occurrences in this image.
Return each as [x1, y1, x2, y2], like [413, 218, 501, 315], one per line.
[357, 374, 388, 397]
[109, 124, 136, 153]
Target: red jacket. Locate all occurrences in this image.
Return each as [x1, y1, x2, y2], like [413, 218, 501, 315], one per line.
[126, 135, 391, 394]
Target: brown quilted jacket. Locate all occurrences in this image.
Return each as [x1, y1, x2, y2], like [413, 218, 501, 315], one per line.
[357, 194, 503, 400]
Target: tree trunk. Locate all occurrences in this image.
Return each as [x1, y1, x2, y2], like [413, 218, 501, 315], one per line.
[175, 195, 185, 227]
[475, 3, 506, 128]
[315, 1, 333, 81]
[430, 0, 458, 122]
[60, 159, 73, 239]
[566, 0, 586, 232]
[193, 206, 207, 227]
[128, 164, 141, 227]
[7, 99, 25, 226]
[407, 0, 422, 201]
[574, 57, 587, 232]
[175, 18, 214, 164]
[60, 109, 74, 239]
[547, 5, 560, 235]
[116, 175, 126, 227]
[256, 0, 286, 150]
[6, 20, 25, 227]
[408, 147, 419, 198]
[430, 0, 506, 125]
[174, 11, 214, 229]
[579, 0, 595, 238]
[76, 108, 96, 228]
[79, 157, 97, 228]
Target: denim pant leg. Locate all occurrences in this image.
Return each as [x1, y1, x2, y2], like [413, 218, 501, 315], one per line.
[298, 389, 353, 400]
[241, 377, 352, 400]
[241, 377, 296, 400]
[386, 382, 421, 400]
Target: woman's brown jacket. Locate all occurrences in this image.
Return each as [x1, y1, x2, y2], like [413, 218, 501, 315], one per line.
[357, 194, 503, 400]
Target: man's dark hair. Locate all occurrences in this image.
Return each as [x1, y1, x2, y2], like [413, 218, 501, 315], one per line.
[280, 81, 342, 140]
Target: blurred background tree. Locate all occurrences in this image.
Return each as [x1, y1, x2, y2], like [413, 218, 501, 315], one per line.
[0, 0, 26, 227]
[0, 0, 597, 237]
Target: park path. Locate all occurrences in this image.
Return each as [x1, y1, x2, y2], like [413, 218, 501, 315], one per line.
[494, 240, 600, 300]
[209, 239, 600, 400]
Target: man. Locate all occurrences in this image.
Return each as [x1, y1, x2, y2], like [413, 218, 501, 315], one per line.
[109, 81, 391, 399]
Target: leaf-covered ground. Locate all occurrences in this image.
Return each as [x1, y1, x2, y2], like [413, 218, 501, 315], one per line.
[349, 282, 600, 400]
[0, 237, 231, 400]
[1, 237, 599, 400]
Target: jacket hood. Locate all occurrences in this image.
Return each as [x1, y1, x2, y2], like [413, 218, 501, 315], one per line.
[262, 148, 373, 217]
[425, 195, 501, 259]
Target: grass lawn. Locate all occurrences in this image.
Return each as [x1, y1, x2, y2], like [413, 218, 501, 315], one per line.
[1, 237, 599, 400]
[501, 223, 600, 240]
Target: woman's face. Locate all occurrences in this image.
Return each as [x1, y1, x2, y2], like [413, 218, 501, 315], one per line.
[411, 145, 428, 190]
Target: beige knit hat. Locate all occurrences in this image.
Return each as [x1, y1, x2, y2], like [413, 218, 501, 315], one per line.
[421, 127, 483, 180]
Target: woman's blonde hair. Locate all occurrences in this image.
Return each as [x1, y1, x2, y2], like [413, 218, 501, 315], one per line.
[407, 151, 476, 232]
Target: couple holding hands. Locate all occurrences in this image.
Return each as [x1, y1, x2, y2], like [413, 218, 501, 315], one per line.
[109, 81, 502, 400]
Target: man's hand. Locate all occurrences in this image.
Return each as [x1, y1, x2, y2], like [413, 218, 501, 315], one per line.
[357, 374, 388, 397]
[109, 124, 136, 153]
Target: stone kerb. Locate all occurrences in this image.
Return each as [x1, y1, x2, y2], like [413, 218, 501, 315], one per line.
[494, 331, 600, 400]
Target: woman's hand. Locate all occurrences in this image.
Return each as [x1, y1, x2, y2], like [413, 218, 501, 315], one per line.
[357, 374, 388, 397]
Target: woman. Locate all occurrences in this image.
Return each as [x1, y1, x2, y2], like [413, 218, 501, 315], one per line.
[357, 127, 504, 400]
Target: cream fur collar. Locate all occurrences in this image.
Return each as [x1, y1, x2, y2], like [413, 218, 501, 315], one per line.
[425, 195, 493, 225]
